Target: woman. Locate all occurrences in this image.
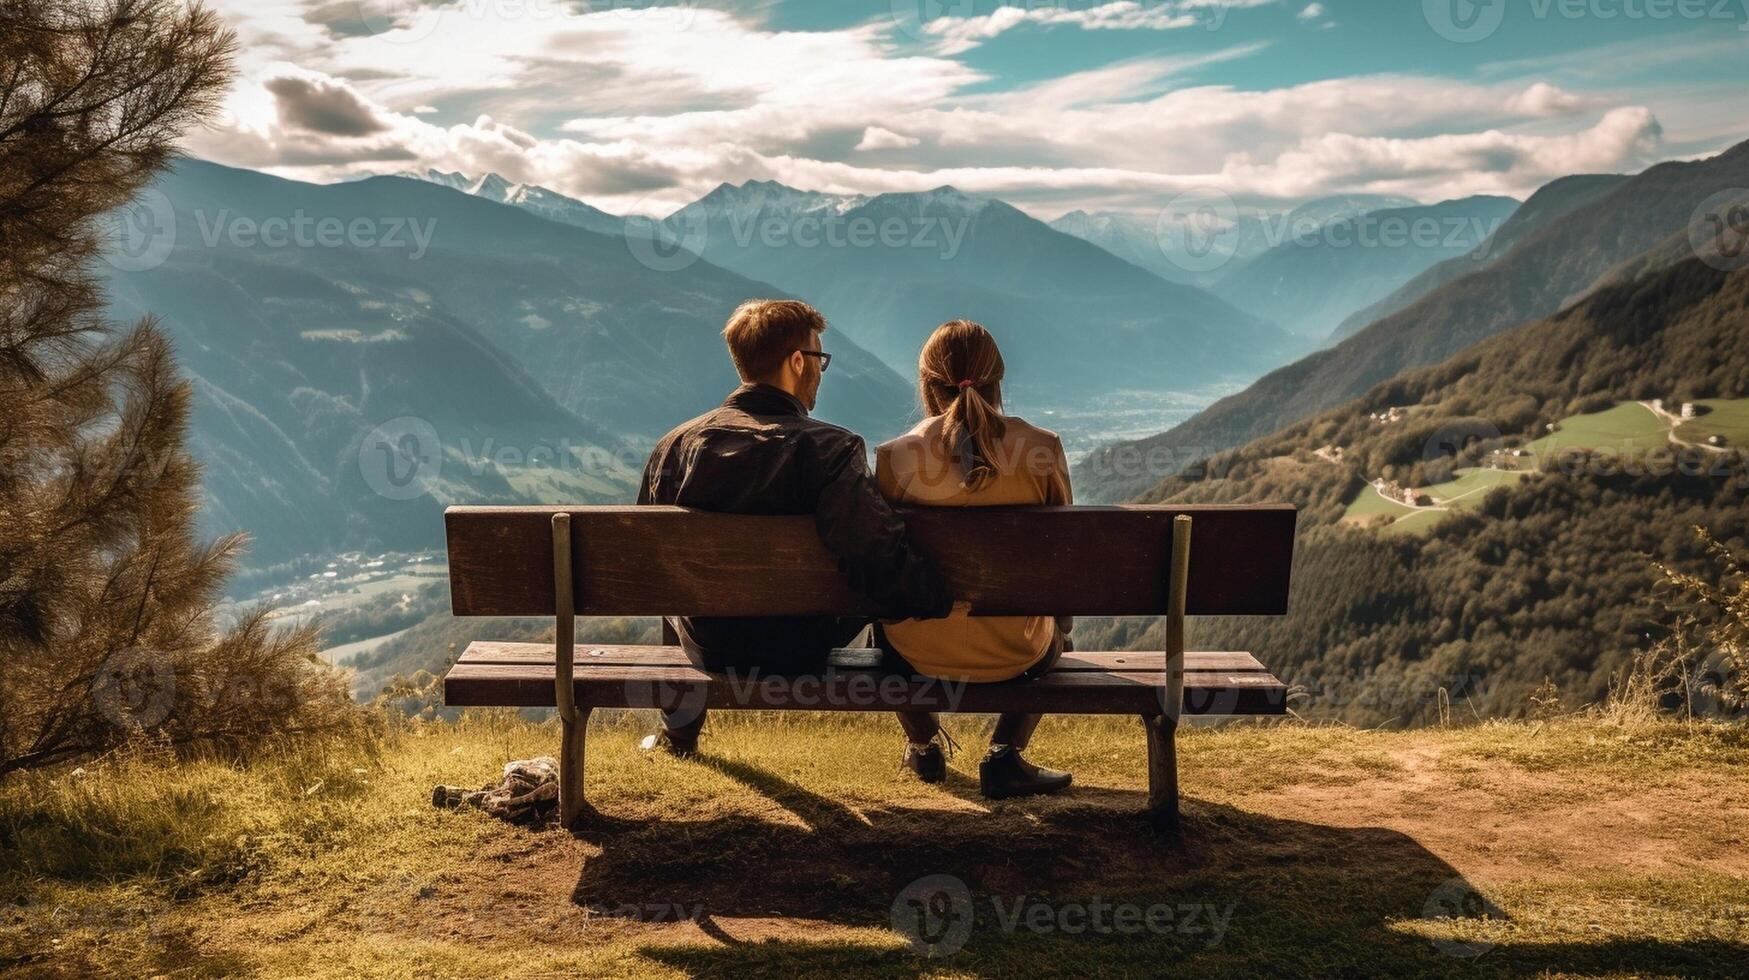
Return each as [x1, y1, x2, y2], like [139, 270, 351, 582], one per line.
[875, 319, 1075, 799]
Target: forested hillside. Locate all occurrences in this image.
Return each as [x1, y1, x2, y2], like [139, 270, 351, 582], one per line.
[1327, 174, 1629, 341]
[1078, 141, 1749, 503]
[1077, 257, 1749, 724]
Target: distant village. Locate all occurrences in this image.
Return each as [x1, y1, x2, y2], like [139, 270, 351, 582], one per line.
[251, 550, 446, 626]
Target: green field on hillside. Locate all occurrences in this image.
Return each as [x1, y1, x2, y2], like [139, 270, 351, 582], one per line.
[1424, 467, 1526, 504]
[1675, 399, 1749, 448]
[1523, 402, 1670, 458]
[1341, 398, 1749, 538]
[1382, 508, 1450, 537]
[1343, 468, 1529, 536]
[1343, 484, 1417, 522]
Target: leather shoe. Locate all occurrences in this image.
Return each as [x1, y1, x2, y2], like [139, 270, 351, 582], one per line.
[980, 746, 1071, 799]
[638, 729, 698, 758]
[902, 741, 947, 783]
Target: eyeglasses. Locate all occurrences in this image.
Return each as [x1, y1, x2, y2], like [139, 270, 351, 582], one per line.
[798, 349, 832, 372]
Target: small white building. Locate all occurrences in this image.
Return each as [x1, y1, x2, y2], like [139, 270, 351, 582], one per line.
[1681, 402, 1697, 419]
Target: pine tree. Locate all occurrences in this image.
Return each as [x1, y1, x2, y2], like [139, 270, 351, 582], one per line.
[0, 0, 357, 775]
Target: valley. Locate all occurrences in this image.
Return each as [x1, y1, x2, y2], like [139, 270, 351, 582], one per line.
[110, 143, 1749, 724]
[119, 160, 1347, 572]
[218, 550, 449, 664]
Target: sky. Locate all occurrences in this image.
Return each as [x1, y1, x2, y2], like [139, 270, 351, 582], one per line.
[190, 0, 1749, 218]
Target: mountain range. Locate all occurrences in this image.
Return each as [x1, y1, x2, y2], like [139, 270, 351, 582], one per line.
[109, 141, 1749, 571]
[665, 181, 1295, 402]
[390, 168, 623, 236]
[1208, 196, 1521, 341]
[107, 160, 915, 563]
[1327, 174, 1631, 342]
[114, 162, 1309, 566]
[391, 171, 1311, 406]
[1078, 139, 1749, 503]
[1049, 193, 1417, 287]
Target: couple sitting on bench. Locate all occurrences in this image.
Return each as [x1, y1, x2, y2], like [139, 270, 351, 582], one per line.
[637, 298, 1075, 799]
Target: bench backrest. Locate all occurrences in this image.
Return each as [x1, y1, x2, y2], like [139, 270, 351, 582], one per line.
[444, 504, 1296, 618]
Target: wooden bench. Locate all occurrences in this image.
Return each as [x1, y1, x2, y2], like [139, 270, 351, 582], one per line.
[441, 504, 1296, 834]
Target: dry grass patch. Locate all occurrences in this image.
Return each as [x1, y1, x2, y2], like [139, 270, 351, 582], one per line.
[3, 713, 1747, 977]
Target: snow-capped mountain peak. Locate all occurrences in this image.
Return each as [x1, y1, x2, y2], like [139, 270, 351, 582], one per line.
[467, 172, 517, 201]
[688, 179, 867, 220]
[387, 168, 621, 236]
[392, 168, 472, 192]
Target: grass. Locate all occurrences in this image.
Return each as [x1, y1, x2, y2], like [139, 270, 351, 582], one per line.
[1343, 485, 1416, 522]
[1524, 402, 1671, 458]
[3, 713, 1748, 977]
[1675, 399, 1749, 449]
[1382, 508, 1450, 537]
[1422, 467, 1526, 504]
[1342, 467, 1528, 536]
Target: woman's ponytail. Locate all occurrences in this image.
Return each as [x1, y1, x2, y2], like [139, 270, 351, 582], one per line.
[919, 321, 1007, 492]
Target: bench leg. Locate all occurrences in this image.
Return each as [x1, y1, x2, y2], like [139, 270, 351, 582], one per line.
[1142, 713, 1180, 837]
[559, 706, 592, 831]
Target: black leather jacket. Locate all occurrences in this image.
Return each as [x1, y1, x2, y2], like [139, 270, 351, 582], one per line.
[638, 384, 952, 659]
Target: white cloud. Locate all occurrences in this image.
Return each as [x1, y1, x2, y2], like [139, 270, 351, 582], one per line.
[1297, 3, 1325, 21]
[1506, 82, 1586, 118]
[1219, 106, 1664, 201]
[913, 0, 1282, 55]
[179, 0, 1718, 217]
[919, 3, 1192, 56]
[856, 126, 921, 151]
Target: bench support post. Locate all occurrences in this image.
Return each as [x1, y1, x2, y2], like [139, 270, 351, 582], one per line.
[1145, 514, 1192, 836]
[1143, 713, 1179, 835]
[552, 513, 587, 830]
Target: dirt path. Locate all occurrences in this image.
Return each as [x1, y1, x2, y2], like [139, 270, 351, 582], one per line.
[1230, 737, 1749, 882]
[1639, 399, 1730, 455]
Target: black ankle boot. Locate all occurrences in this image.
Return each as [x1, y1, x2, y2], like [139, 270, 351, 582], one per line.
[902, 741, 947, 783]
[980, 746, 1072, 799]
[638, 729, 698, 758]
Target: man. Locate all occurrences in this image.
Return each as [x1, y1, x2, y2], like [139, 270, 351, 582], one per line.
[636, 299, 954, 770]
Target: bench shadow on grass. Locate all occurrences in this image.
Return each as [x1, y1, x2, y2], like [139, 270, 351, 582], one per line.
[569, 754, 1749, 977]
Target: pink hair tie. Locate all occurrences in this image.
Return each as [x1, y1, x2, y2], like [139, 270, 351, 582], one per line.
[957, 379, 976, 389]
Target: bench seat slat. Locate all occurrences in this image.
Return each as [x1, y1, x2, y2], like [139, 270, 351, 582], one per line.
[445, 505, 1296, 618]
[442, 644, 1287, 716]
[455, 642, 1271, 675]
